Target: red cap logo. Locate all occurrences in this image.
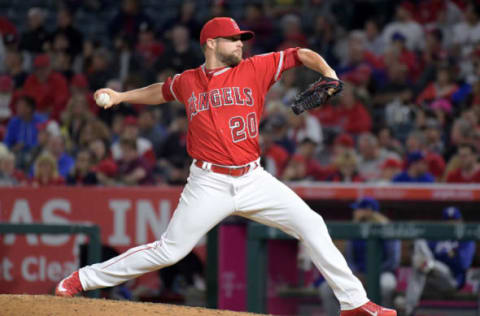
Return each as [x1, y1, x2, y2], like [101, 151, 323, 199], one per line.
[200, 17, 254, 45]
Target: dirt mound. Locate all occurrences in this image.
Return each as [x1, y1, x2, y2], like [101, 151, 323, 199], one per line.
[0, 295, 265, 316]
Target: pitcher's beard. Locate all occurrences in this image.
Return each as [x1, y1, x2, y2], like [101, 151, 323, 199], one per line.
[217, 51, 242, 67]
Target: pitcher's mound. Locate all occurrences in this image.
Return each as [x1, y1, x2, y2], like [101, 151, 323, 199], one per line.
[0, 295, 266, 316]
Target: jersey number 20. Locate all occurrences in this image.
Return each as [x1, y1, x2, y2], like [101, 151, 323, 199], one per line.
[229, 112, 258, 143]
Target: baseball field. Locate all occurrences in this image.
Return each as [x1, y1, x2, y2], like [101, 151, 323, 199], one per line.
[0, 295, 265, 316]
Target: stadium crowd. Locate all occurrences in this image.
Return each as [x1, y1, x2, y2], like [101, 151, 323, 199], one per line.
[1, 0, 480, 187]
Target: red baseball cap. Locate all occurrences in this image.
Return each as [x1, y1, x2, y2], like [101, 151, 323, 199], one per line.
[71, 74, 88, 89]
[334, 133, 354, 148]
[123, 115, 138, 126]
[200, 17, 254, 45]
[381, 158, 402, 170]
[33, 54, 50, 68]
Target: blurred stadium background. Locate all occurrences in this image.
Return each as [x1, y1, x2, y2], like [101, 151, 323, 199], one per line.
[1, 0, 480, 315]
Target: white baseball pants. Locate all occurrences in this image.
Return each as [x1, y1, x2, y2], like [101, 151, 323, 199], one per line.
[79, 162, 368, 310]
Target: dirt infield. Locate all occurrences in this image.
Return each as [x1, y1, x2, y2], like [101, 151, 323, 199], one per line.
[0, 295, 266, 316]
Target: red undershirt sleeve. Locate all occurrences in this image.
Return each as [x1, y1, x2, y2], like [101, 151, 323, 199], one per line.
[283, 47, 302, 70]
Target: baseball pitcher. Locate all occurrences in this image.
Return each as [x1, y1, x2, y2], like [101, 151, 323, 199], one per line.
[55, 17, 396, 316]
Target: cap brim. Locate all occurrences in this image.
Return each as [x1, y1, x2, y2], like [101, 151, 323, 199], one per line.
[239, 31, 254, 41]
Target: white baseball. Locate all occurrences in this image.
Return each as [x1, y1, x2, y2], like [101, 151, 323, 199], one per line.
[96, 93, 111, 107]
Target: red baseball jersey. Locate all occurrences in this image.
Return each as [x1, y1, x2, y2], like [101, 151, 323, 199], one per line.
[162, 48, 301, 166]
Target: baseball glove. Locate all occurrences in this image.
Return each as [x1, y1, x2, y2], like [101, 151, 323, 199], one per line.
[291, 75, 343, 115]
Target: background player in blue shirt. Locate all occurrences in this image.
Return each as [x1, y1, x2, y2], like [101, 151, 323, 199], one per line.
[404, 206, 476, 316]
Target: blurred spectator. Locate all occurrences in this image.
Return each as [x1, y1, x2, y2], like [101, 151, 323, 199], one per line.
[450, 108, 480, 148]
[260, 124, 290, 178]
[335, 84, 372, 135]
[384, 32, 421, 82]
[48, 7, 84, 58]
[4, 50, 28, 89]
[319, 197, 400, 315]
[155, 24, 202, 73]
[266, 70, 299, 112]
[66, 149, 98, 185]
[319, 133, 356, 166]
[276, 14, 307, 50]
[282, 138, 329, 181]
[0, 75, 13, 120]
[328, 149, 364, 182]
[452, 3, 480, 78]
[89, 138, 117, 185]
[44, 134, 75, 179]
[158, 110, 190, 184]
[428, 98, 451, 128]
[86, 48, 115, 92]
[18, 8, 49, 54]
[0, 150, 26, 186]
[378, 157, 403, 184]
[403, 207, 476, 316]
[26, 120, 57, 172]
[393, 151, 435, 183]
[383, 91, 415, 143]
[416, 67, 459, 106]
[241, 3, 274, 54]
[357, 132, 400, 182]
[377, 127, 404, 157]
[4, 95, 47, 162]
[445, 144, 480, 183]
[51, 50, 74, 81]
[421, 28, 447, 69]
[0, 16, 17, 39]
[308, 15, 338, 67]
[138, 108, 167, 157]
[161, 0, 201, 41]
[337, 32, 373, 86]
[22, 54, 70, 119]
[423, 118, 445, 155]
[109, 0, 153, 44]
[77, 117, 111, 149]
[112, 35, 138, 83]
[61, 94, 94, 148]
[286, 110, 323, 150]
[332, 133, 355, 157]
[314, 84, 372, 136]
[405, 129, 446, 179]
[116, 138, 154, 186]
[30, 151, 65, 186]
[111, 115, 155, 167]
[69, 74, 98, 114]
[382, 3, 425, 52]
[266, 112, 295, 154]
[135, 21, 164, 68]
[373, 58, 410, 107]
[363, 19, 385, 56]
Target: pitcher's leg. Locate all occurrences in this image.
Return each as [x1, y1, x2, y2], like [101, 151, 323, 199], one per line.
[80, 173, 235, 291]
[237, 170, 368, 310]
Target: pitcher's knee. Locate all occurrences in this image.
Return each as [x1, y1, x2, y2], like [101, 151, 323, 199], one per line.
[298, 212, 328, 241]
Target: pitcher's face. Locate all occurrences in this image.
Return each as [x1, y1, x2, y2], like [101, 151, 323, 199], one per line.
[214, 35, 243, 67]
